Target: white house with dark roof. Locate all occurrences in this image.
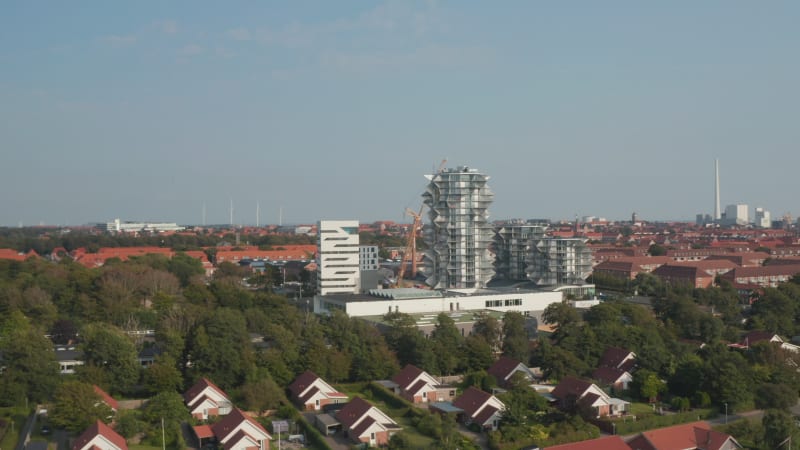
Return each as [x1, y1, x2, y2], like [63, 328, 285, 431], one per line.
[288, 370, 348, 411]
[184, 378, 232, 420]
[452, 387, 505, 431]
[390, 364, 455, 404]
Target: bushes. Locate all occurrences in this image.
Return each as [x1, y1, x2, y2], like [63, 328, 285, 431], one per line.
[600, 409, 713, 435]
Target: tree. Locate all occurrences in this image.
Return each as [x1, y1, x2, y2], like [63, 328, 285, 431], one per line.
[430, 313, 463, 375]
[762, 409, 798, 450]
[633, 370, 666, 403]
[186, 308, 254, 390]
[542, 302, 580, 343]
[501, 312, 529, 363]
[241, 377, 284, 414]
[50, 381, 113, 433]
[473, 312, 502, 351]
[648, 244, 667, 256]
[755, 383, 798, 410]
[142, 355, 183, 394]
[0, 311, 59, 405]
[142, 392, 188, 450]
[79, 323, 140, 393]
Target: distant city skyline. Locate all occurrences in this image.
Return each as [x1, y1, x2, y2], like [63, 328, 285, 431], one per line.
[2, 2, 799, 226]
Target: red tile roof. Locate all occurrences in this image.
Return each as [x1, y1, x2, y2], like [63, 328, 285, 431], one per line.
[544, 435, 630, 450]
[0, 249, 29, 261]
[627, 421, 738, 450]
[193, 425, 214, 439]
[72, 420, 128, 450]
[93, 385, 119, 411]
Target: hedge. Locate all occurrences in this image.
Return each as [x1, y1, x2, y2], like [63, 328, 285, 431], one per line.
[296, 415, 332, 450]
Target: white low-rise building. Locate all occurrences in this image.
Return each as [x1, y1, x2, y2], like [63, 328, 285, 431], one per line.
[314, 287, 562, 318]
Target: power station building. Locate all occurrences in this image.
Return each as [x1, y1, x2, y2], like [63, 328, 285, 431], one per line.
[421, 166, 495, 290]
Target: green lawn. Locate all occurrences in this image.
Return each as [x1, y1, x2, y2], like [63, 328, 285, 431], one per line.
[129, 445, 163, 450]
[0, 407, 28, 450]
[629, 402, 657, 416]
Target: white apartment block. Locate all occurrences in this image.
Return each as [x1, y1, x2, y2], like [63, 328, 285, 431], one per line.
[722, 204, 749, 226]
[317, 220, 360, 295]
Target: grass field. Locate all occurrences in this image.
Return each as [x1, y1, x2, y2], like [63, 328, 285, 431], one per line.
[0, 407, 28, 450]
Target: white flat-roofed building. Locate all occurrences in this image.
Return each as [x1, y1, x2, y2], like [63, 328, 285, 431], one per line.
[97, 218, 184, 233]
[318, 220, 361, 295]
[313, 287, 562, 318]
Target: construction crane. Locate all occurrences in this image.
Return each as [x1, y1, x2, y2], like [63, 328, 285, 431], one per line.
[394, 206, 424, 288]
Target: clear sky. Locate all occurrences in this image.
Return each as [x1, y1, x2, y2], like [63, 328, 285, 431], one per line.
[2, 2, 798, 226]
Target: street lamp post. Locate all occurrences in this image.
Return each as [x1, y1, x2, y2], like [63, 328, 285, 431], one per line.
[724, 402, 728, 424]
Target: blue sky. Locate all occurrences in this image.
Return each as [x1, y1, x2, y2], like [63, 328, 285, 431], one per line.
[1, 1, 798, 226]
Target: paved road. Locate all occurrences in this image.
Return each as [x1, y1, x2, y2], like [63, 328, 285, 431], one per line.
[14, 413, 35, 450]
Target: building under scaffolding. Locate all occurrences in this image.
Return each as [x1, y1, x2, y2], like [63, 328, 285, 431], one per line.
[526, 237, 593, 287]
[422, 166, 495, 290]
[494, 222, 548, 281]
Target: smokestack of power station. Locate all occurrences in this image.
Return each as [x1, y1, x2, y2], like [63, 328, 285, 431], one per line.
[714, 159, 721, 221]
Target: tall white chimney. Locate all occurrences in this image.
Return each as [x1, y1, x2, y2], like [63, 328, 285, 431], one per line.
[714, 159, 721, 221]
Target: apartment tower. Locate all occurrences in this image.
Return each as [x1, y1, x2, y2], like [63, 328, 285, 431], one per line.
[494, 223, 547, 281]
[422, 166, 495, 289]
[317, 220, 360, 295]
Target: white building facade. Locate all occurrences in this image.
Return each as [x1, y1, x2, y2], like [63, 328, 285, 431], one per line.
[314, 288, 562, 318]
[317, 220, 360, 295]
[754, 207, 771, 228]
[422, 166, 495, 290]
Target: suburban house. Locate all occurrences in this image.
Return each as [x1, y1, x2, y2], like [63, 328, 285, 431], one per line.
[55, 345, 84, 375]
[544, 435, 631, 450]
[336, 397, 402, 446]
[627, 420, 742, 450]
[452, 387, 506, 431]
[184, 378, 233, 420]
[591, 366, 633, 392]
[287, 370, 348, 411]
[551, 376, 629, 418]
[598, 347, 637, 373]
[72, 420, 128, 450]
[93, 385, 119, 413]
[487, 356, 537, 387]
[390, 364, 456, 404]
[193, 408, 272, 450]
[728, 330, 800, 353]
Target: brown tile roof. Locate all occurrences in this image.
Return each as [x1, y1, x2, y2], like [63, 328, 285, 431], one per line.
[487, 356, 523, 383]
[592, 367, 628, 385]
[288, 370, 319, 399]
[72, 420, 128, 450]
[551, 376, 592, 401]
[453, 387, 492, 417]
[599, 347, 635, 371]
[544, 435, 630, 450]
[184, 378, 228, 404]
[336, 397, 373, 429]
[391, 364, 425, 391]
[472, 404, 500, 427]
[211, 408, 269, 442]
[350, 416, 377, 438]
